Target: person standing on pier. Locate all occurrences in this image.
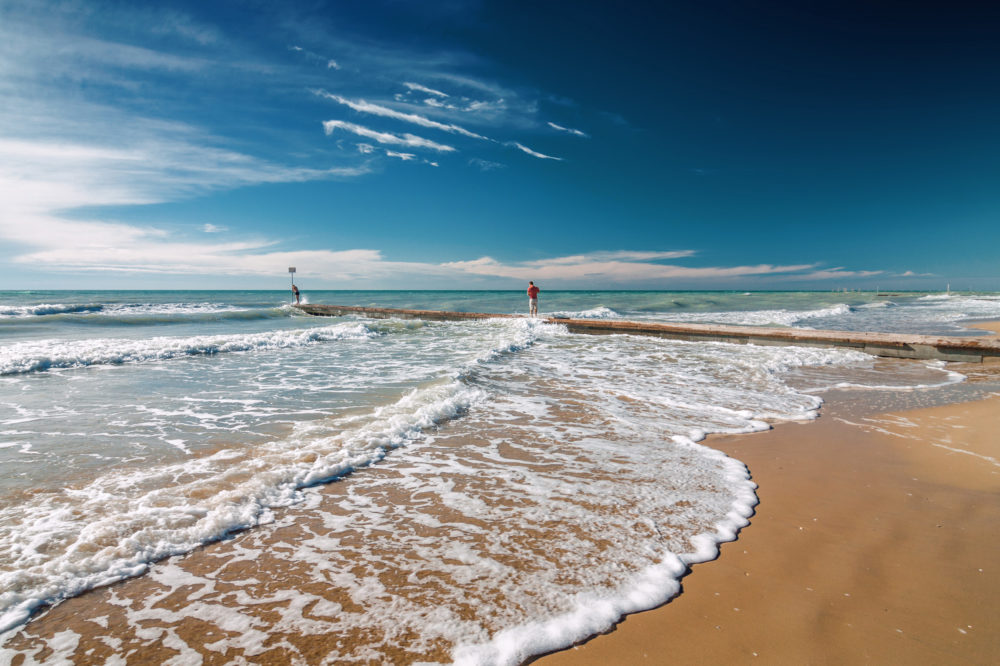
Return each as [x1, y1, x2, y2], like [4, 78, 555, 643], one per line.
[527, 281, 540, 317]
[292, 283, 300, 304]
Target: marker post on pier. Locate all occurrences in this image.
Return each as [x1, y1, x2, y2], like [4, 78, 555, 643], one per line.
[288, 267, 296, 286]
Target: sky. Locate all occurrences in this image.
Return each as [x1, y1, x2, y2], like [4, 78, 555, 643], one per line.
[1, 0, 997, 291]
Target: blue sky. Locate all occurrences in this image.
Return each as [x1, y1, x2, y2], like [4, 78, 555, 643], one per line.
[1, 0, 997, 290]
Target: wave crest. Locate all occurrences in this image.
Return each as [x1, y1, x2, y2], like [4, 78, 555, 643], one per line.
[0, 323, 380, 376]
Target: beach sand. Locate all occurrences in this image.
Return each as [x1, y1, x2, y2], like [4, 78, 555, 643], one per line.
[971, 321, 1000, 337]
[4, 355, 1000, 664]
[537, 391, 1000, 664]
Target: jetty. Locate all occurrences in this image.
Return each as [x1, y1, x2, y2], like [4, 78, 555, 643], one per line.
[295, 305, 1000, 363]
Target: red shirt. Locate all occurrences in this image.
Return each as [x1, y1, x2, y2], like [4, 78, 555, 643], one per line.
[527, 285, 540, 298]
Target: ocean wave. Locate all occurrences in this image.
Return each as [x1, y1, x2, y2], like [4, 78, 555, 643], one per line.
[0, 378, 489, 635]
[0, 323, 381, 376]
[0, 318, 557, 635]
[548, 306, 622, 320]
[0, 302, 292, 323]
[654, 303, 853, 327]
[0, 303, 105, 317]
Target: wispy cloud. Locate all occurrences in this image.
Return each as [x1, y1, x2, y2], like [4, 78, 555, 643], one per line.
[314, 90, 488, 140]
[0, 133, 371, 279]
[546, 251, 696, 263]
[289, 44, 341, 71]
[547, 121, 589, 138]
[323, 120, 456, 152]
[385, 150, 416, 161]
[441, 252, 817, 283]
[469, 158, 505, 171]
[508, 142, 562, 161]
[782, 267, 884, 281]
[202, 223, 227, 233]
[404, 82, 448, 97]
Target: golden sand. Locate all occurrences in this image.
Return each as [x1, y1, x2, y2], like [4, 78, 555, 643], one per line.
[971, 321, 1000, 337]
[537, 393, 1000, 664]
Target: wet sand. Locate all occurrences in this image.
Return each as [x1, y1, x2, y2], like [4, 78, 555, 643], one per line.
[4, 348, 1000, 663]
[537, 393, 1000, 664]
[971, 321, 1000, 336]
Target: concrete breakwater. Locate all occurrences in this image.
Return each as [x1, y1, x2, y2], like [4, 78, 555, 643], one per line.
[295, 304, 1000, 363]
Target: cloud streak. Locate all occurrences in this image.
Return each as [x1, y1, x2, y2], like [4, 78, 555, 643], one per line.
[314, 90, 488, 140]
[322, 120, 456, 152]
[508, 142, 562, 161]
[404, 82, 448, 97]
[548, 121, 589, 137]
[441, 252, 817, 283]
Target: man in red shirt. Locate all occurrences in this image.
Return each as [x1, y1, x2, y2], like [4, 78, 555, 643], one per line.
[527, 281, 540, 317]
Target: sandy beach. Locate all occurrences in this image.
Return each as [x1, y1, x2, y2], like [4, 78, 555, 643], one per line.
[3, 333, 999, 663]
[972, 322, 1000, 336]
[539, 379, 1000, 663]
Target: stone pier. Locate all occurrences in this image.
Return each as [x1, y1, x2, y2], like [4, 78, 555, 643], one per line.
[295, 304, 1000, 363]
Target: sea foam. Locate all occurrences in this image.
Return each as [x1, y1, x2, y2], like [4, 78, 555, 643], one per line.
[0, 322, 379, 376]
[0, 318, 555, 635]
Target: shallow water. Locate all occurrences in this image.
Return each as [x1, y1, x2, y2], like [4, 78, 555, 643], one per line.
[0, 289, 997, 662]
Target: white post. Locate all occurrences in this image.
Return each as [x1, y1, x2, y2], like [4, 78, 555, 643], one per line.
[289, 267, 296, 286]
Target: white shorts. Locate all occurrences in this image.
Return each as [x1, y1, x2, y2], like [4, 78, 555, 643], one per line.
[529, 298, 538, 308]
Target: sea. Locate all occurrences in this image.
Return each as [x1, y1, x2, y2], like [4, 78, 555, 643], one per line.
[1, 289, 999, 664]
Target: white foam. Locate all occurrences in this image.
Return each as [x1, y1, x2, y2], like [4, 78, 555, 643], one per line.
[0, 319, 559, 636]
[653, 303, 853, 327]
[0, 302, 256, 319]
[548, 306, 622, 320]
[0, 322, 379, 376]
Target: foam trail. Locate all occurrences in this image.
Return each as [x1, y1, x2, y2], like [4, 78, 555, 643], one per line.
[0, 379, 487, 634]
[0, 303, 105, 317]
[0, 318, 554, 636]
[0, 322, 379, 375]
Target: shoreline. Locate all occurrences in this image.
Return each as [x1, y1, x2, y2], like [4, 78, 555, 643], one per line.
[537, 381, 1000, 663]
[971, 321, 1000, 336]
[3, 337, 999, 663]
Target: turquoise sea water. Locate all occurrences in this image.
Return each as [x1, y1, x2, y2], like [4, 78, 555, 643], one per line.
[1, 289, 998, 662]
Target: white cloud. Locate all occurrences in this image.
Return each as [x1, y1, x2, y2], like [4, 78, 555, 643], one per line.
[356, 143, 375, 154]
[469, 158, 505, 171]
[314, 90, 488, 140]
[508, 142, 562, 161]
[0, 133, 371, 280]
[547, 121, 588, 138]
[385, 150, 416, 161]
[149, 10, 223, 46]
[327, 60, 340, 69]
[404, 82, 448, 97]
[782, 267, 884, 281]
[323, 120, 456, 152]
[1, 136, 369, 213]
[202, 223, 227, 233]
[441, 252, 816, 282]
[546, 250, 696, 264]
[422, 98, 458, 110]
